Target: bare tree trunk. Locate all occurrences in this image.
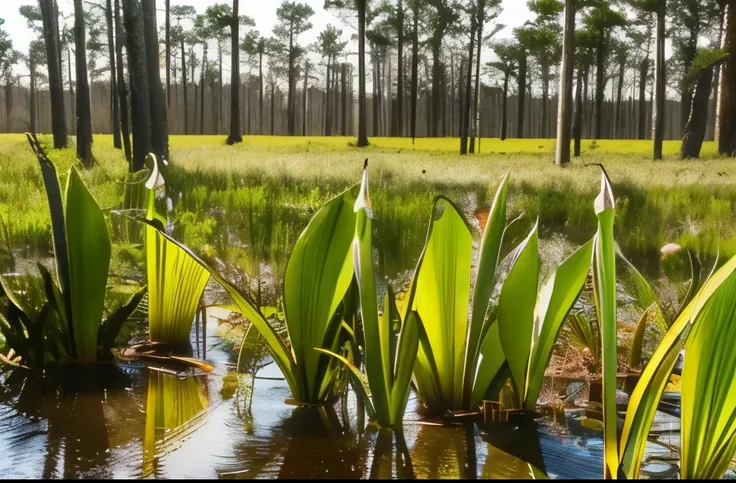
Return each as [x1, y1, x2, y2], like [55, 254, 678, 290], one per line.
[106, 0, 121, 149]
[142, 0, 169, 163]
[67, 47, 76, 136]
[259, 49, 264, 135]
[637, 58, 649, 140]
[555, 0, 575, 166]
[114, 0, 131, 162]
[410, 4, 419, 143]
[615, 55, 625, 139]
[718, 2, 736, 155]
[74, 0, 94, 168]
[302, 63, 308, 136]
[516, 54, 527, 138]
[200, 45, 207, 135]
[396, 0, 404, 137]
[682, 63, 722, 159]
[123, 0, 151, 172]
[653, 6, 666, 160]
[165, 0, 171, 106]
[357, 0, 369, 146]
[470, 18, 483, 153]
[39, 0, 68, 148]
[227, 0, 242, 145]
[181, 34, 188, 135]
[573, 65, 584, 157]
[460, 24, 475, 155]
[29, 57, 37, 134]
[500, 73, 509, 141]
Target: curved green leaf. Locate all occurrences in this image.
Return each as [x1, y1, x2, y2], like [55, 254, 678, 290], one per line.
[65, 166, 111, 362]
[284, 185, 358, 401]
[526, 239, 593, 409]
[410, 198, 473, 411]
[620, 252, 736, 479]
[498, 223, 539, 408]
[681, 269, 736, 479]
[470, 321, 506, 408]
[464, 173, 509, 406]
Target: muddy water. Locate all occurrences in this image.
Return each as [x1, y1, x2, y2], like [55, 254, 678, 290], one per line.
[0, 318, 609, 480]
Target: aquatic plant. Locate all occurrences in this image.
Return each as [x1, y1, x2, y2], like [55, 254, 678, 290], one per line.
[142, 181, 360, 405]
[588, 167, 736, 480]
[317, 165, 420, 429]
[144, 155, 211, 347]
[497, 224, 593, 410]
[589, 167, 619, 480]
[400, 174, 511, 413]
[21, 134, 145, 364]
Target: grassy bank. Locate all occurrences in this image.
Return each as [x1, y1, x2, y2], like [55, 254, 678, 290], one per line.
[1, 133, 735, 282]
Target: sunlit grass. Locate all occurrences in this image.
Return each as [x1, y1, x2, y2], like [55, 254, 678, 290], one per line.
[2, 133, 735, 280]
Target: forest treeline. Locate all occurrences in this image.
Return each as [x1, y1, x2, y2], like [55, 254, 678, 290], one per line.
[0, 0, 733, 170]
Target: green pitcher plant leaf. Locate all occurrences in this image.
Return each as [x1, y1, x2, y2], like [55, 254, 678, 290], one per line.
[283, 181, 357, 403]
[350, 164, 420, 428]
[409, 196, 473, 411]
[64, 166, 112, 362]
[463, 172, 510, 407]
[498, 222, 539, 408]
[619, 251, 736, 479]
[145, 155, 211, 346]
[680, 268, 736, 479]
[590, 166, 618, 479]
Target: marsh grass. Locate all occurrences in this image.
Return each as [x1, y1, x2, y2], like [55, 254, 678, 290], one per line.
[2, 133, 736, 284]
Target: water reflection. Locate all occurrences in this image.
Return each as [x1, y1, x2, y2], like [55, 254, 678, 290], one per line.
[222, 404, 369, 479]
[409, 423, 477, 479]
[368, 429, 414, 479]
[142, 369, 209, 477]
[482, 421, 548, 479]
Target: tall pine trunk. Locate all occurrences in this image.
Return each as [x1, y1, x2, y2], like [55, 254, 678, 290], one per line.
[259, 49, 264, 135]
[142, 0, 169, 163]
[227, 0, 243, 144]
[555, 0, 575, 166]
[470, 18, 483, 153]
[123, 0, 151, 172]
[500, 72, 509, 141]
[165, 0, 171, 106]
[181, 34, 189, 134]
[717, 1, 736, 155]
[357, 0, 369, 146]
[460, 24, 475, 155]
[573, 65, 584, 156]
[637, 58, 649, 140]
[410, 6, 419, 143]
[396, 0, 404, 137]
[516, 54, 527, 138]
[114, 0, 131, 161]
[594, 33, 605, 139]
[652, 6, 666, 160]
[106, 0, 121, 149]
[74, 0, 94, 168]
[39, 0, 68, 148]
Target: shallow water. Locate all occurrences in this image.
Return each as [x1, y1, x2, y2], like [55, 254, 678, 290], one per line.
[0, 317, 618, 480]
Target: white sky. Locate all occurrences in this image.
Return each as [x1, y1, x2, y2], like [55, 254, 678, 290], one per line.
[2, 0, 534, 83]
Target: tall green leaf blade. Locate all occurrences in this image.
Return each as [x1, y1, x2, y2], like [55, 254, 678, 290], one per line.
[619, 253, 736, 479]
[681, 270, 736, 479]
[352, 167, 391, 421]
[628, 302, 666, 368]
[464, 173, 509, 406]
[591, 169, 618, 479]
[470, 321, 506, 408]
[497, 223, 539, 408]
[617, 246, 659, 314]
[65, 166, 111, 362]
[411, 197, 473, 411]
[526, 239, 593, 409]
[390, 309, 419, 426]
[283, 186, 358, 401]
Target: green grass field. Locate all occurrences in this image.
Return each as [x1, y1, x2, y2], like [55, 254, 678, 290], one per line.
[1, 133, 735, 284]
